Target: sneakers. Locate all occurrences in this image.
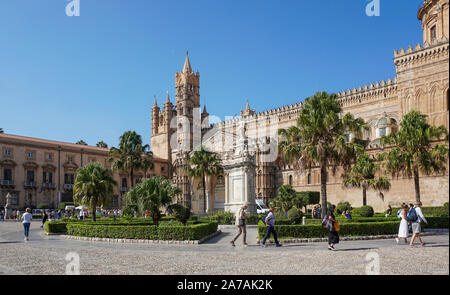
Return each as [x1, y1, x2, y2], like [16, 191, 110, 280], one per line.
[230, 241, 235, 247]
[420, 243, 426, 247]
[261, 244, 266, 248]
[243, 243, 248, 247]
[276, 244, 283, 247]
[328, 245, 335, 251]
[395, 238, 399, 244]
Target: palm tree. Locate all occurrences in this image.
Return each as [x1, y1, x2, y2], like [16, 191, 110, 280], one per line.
[96, 141, 108, 148]
[141, 151, 154, 178]
[125, 177, 181, 225]
[273, 185, 303, 212]
[342, 153, 391, 206]
[185, 146, 223, 213]
[108, 131, 151, 189]
[76, 140, 88, 145]
[278, 91, 368, 217]
[381, 110, 448, 202]
[73, 162, 117, 221]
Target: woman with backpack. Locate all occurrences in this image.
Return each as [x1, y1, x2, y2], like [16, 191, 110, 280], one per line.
[326, 205, 339, 251]
[395, 204, 409, 244]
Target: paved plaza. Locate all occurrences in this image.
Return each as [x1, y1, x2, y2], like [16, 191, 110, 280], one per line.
[0, 221, 448, 275]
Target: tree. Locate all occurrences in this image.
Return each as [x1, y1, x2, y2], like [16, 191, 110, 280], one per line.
[342, 153, 391, 206]
[125, 177, 181, 225]
[73, 162, 117, 222]
[381, 110, 448, 202]
[96, 141, 108, 148]
[141, 151, 154, 178]
[278, 91, 368, 217]
[185, 146, 223, 213]
[76, 140, 88, 145]
[108, 131, 151, 189]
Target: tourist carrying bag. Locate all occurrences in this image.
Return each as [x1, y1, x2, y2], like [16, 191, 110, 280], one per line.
[239, 219, 246, 226]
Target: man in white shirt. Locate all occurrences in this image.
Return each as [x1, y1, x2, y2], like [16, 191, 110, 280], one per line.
[410, 201, 428, 247]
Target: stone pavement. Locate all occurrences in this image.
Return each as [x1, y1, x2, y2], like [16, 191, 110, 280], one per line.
[0, 221, 448, 275]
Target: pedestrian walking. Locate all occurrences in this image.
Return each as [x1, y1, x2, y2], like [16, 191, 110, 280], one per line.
[79, 209, 84, 220]
[21, 208, 32, 241]
[385, 205, 393, 217]
[324, 204, 339, 251]
[261, 207, 282, 248]
[40, 210, 48, 228]
[113, 209, 117, 222]
[409, 201, 428, 247]
[395, 204, 409, 244]
[230, 204, 248, 247]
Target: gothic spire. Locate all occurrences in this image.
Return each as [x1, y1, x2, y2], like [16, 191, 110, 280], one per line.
[153, 95, 158, 107]
[182, 50, 192, 73]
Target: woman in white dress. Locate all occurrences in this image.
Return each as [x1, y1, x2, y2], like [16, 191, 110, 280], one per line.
[396, 204, 409, 244]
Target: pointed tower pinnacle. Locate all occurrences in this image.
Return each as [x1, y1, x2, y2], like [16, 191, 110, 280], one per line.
[182, 50, 192, 73]
[153, 95, 158, 107]
[245, 100, 250, 110]
[202, 105, 207, 114]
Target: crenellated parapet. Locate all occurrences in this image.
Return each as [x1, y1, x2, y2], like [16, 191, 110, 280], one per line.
[336, 78, 398, 108]
[211, 101, 303, 128]
[394, 40, 449, 73]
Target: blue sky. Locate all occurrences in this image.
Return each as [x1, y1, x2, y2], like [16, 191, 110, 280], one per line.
[0, 0, 424, 148]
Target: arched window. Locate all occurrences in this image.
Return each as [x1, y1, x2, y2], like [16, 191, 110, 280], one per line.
[307, 173, 311, 185]
[288, 175, 293, 186]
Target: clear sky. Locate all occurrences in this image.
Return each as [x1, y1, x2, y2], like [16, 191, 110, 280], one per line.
[0, 0, 424, 149]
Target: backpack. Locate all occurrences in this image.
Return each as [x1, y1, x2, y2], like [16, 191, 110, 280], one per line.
[407, 207, 418, 222]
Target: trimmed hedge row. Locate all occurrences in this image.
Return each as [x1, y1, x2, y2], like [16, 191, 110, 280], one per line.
[66, 221, 218, 241]
[257, 217, 449, 239]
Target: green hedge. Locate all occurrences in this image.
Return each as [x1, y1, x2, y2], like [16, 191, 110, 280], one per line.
[66, 221, 218, 240]
[257, 217, 449, 239]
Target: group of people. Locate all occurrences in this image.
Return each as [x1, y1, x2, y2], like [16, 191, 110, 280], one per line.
[230, 203, 282, 248]
[396, 201, 428, 247]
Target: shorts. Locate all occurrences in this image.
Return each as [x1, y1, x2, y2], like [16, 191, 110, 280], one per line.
[412, 222, 421, 234]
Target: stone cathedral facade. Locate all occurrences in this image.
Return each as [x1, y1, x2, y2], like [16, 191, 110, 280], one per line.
[151, 0, 449, 214]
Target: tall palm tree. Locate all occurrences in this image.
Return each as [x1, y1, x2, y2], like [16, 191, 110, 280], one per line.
[141, 151, 154, 178]
[273, 184, 303, 212]
[73, 162, 116, 222]
[381, 110, 448, 202]
[108, 131, 151, 189]
[185, 146, 223, 213]
[278, 91, 367, 217]
[125, 177, 181, 225]
[342, 153, 391, 206]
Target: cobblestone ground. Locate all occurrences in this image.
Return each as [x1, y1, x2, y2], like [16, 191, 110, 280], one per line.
[0, 221, 448, 275]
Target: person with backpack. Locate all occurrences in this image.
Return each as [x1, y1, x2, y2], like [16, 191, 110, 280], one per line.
[409, 201, 428, 247]
[261, 207, 282, 248]
[324, 204, 339, 251]
[230, 204, 248, 247]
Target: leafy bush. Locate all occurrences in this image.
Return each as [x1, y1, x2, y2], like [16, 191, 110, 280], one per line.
[169, 204, 191, 225]
[201, 211, 234, 224]
[122, 204, 138, 217]
[337, 202, 353, 214]
[274, 210, 288, 221]
[287, 207, 304, 224]
[298, 191, 320, 208]
[37, 203, 50, 209]
[359, 206, 374, 217]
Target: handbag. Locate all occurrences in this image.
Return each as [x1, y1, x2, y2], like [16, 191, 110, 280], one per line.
[239, 219, 246, 226]
[334, 221, 340, 232]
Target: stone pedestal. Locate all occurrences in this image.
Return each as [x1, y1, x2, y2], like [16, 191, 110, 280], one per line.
[223, 147, 257, 215]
